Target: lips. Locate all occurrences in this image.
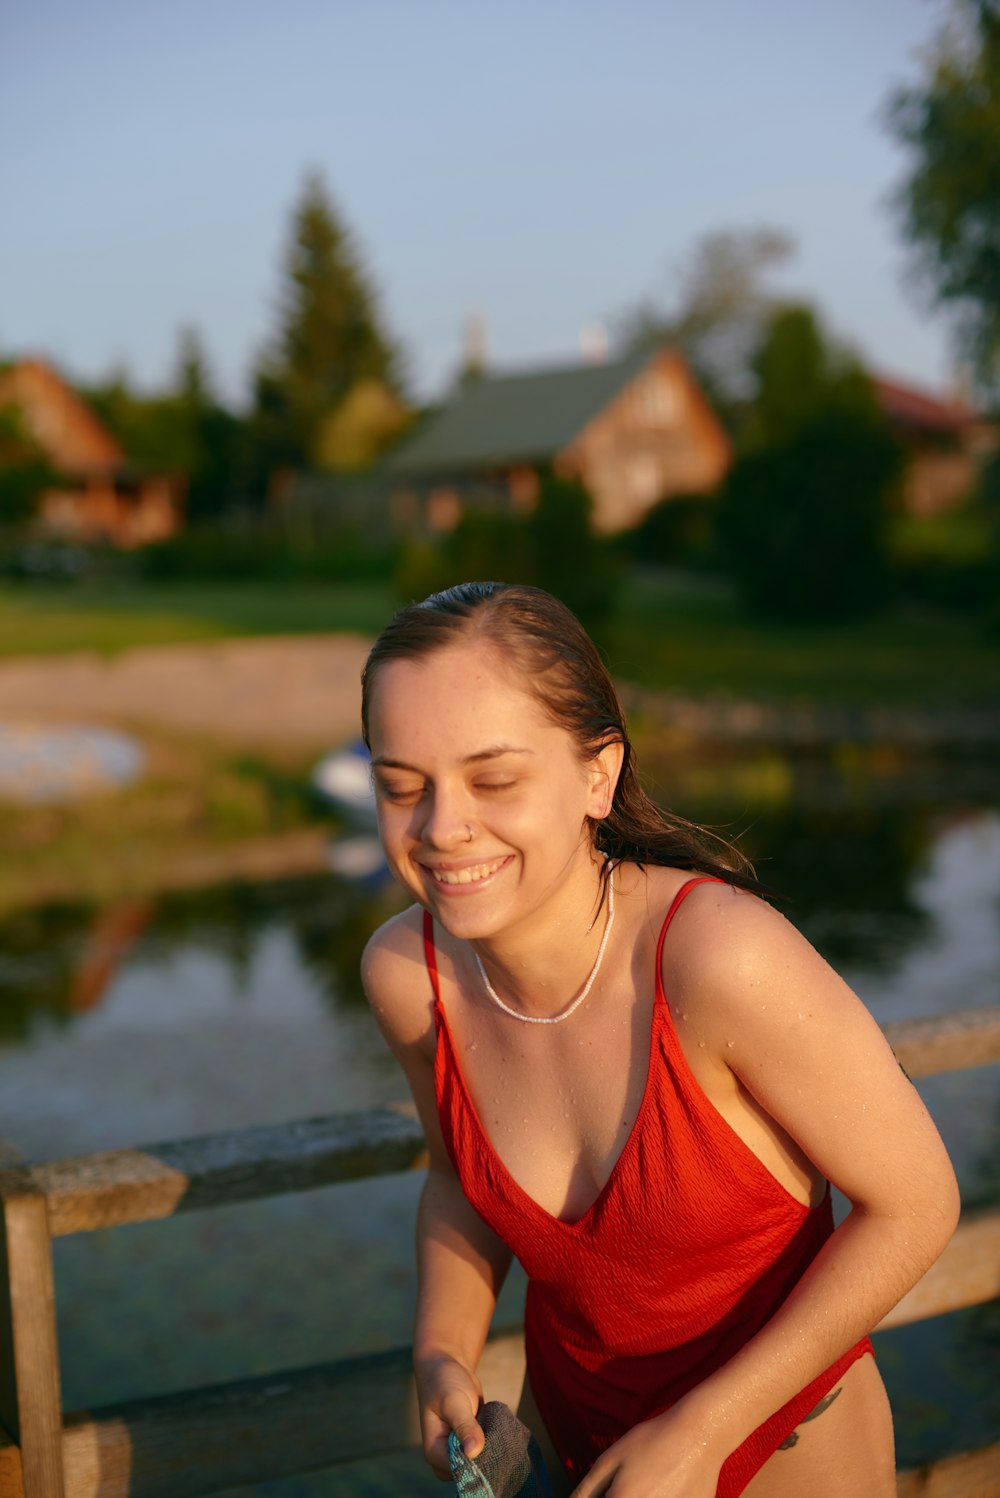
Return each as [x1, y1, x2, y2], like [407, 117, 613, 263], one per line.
[426, 856, 509, 887]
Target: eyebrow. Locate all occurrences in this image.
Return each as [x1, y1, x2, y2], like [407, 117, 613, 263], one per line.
[371, 745, 534, 771]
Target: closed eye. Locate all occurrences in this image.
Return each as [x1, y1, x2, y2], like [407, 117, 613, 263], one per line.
[376, 781, 426, 804]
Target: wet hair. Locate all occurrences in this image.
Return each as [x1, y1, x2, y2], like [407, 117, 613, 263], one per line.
[361, 581, 764, 895]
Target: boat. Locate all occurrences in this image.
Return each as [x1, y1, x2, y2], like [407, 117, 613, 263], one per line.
[310, 739, 376, 825]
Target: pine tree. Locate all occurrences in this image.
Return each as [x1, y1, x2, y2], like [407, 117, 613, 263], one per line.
[255, 172, 402, 469]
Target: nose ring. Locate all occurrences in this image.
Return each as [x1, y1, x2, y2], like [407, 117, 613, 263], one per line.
[465, 825, 475, 843]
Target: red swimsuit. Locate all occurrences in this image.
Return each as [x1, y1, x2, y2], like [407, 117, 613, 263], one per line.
[425, 877, 872, 1496]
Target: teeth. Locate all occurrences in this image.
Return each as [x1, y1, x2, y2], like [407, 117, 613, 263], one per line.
[431, 859, 505, 886]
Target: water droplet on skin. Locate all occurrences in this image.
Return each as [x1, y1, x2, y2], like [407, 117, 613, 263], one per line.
[726, 1040, 735, 1049]
[697, 1040, 706, 1049]
[467, 1042, 477, 1052]
[522, 1117, 529, 1124]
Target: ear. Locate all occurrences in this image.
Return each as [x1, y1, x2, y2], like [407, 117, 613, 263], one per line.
[586, 737, 625, 821]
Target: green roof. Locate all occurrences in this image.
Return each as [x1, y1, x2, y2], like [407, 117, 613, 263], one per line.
[386, 349, 654, 475]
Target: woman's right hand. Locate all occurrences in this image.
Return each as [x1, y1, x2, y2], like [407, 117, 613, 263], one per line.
[415, 1353, 486, 1479]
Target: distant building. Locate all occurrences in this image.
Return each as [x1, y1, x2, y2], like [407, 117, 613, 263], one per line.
[873, 375, 997, 516]
[384, 347, 731, 535]
[0, 359, 184, 546]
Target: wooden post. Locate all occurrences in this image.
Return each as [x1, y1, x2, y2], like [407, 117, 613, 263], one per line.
[0, 1174, 65, 1498]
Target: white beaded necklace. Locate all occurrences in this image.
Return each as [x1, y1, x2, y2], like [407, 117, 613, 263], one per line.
[473, 864, 616, 1025]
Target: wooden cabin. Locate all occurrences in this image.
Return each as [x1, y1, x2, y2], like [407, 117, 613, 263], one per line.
[385, 347, 731, 535]
[0, 359, 184, 547]
[873, 375, 997, 517]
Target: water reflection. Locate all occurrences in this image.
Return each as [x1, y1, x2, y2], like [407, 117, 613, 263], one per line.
[0, 872, 405, 1045]
[2, 788, 991, 1038]
[1, 780, 996, 1174]
[729, 802, 935, 973]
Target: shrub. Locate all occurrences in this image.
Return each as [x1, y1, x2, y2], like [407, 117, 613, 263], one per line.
[392, 475, 621, 627]
[716, 407, 901, 621]
[620, 493, 719, 569]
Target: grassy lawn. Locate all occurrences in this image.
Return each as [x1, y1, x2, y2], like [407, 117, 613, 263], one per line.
[0, 580, 397, 656]
[600, 570, 1000, 707]
[0, 569, 995, 915]
[0, 569, 997, 707]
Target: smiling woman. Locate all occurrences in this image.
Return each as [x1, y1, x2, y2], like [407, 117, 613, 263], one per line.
[358, 581, 959, 1498]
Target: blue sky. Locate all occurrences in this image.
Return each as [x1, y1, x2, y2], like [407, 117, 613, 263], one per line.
[2, 0, 955, 409]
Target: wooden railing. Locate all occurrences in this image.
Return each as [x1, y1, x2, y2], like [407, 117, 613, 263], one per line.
[2, 1006, 1000, 1498]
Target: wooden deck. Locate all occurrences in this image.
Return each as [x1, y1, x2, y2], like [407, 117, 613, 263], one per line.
[2, 1005, 999, 1497]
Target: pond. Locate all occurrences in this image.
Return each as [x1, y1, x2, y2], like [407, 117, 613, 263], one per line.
[1, 767, 998, 1496]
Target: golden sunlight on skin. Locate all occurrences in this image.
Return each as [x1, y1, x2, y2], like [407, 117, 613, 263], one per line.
[366, 641, 619, 996]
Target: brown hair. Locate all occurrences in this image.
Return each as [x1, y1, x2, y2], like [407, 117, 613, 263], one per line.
[361, 581, 764, 895]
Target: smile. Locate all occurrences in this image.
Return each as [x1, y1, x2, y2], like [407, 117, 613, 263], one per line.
[427, 857, 509, 886]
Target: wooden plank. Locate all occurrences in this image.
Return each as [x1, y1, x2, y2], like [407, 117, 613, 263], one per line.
[21, 1330, 522, 1498]
[883, 1006, 1000, 1079]
[0, 1339, 996, 1498]
[1, 1008, 993, 1240]
[877, 1210, 1000, 1330]
[896, 1440, 1000, 1497]
[0, 1328, 997, 1498]
[0, 1189, 65, 1497]
[12, 1106, 428, 1239]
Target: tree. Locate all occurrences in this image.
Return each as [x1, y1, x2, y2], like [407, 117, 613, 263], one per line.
[0, 402, 58, 530]
[716, 305, 902, 621]
[619, 228, 794, 424]
[253, 172, 403, 472]
[888, 0, 1000, 396]
[171, 328, 244, 522]
[83, 330, 245, 523]
[746, 303, 880, 448]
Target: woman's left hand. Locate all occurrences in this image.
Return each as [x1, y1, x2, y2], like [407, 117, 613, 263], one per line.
[570, 1407, 724, 1498]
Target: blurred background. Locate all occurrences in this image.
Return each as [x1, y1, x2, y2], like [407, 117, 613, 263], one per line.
[1, 1, 998, 1494]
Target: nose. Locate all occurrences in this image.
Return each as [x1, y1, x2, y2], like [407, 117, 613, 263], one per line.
[418, 784, 473, 850]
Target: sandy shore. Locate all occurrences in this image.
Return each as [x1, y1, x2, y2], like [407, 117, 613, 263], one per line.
[0, 634, 374, 748]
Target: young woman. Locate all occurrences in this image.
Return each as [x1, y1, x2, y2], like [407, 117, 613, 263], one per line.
[360, 581, 959, 1498]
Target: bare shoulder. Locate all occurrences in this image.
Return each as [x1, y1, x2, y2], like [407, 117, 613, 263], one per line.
[361, 904, 437, 1059]
[653, 872, 874, 1053]
[651, 869, 959, 1239]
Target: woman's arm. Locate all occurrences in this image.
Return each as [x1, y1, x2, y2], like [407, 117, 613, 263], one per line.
[413, 1161, 513, 1474]
[574, 882, 960, 1497]
[362, 913, 512, 1477]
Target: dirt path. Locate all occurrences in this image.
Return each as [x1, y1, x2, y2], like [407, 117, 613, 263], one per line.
[0, 635, 374, 748]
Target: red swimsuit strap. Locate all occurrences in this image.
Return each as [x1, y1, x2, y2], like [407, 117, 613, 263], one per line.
[423, 909, 442, 1005]
[654, 876, 727, 1002]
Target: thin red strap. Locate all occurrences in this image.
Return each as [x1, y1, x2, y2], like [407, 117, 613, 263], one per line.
[422, 909, 442, 1005]
[654, 876, 726, 1003]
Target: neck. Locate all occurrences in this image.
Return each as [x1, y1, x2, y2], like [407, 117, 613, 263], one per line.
[471, 853, 611, 1016]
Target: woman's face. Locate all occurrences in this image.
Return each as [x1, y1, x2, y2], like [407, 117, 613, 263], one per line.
[366, 639, 616, 942]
